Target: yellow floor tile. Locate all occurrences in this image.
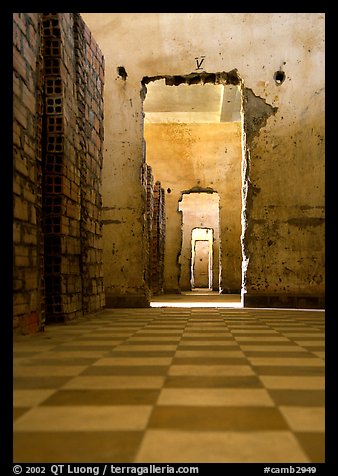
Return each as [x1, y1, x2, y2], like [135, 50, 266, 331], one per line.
[157, 388, 274, 406]
[135, 430, 309, 463]
[279, 406, 325, 432]
[259, 376, 325, 389]
[62, 375, 165, 389]
[14, 405, 153, 431]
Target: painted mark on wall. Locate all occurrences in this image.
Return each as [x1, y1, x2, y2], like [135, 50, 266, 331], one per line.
[195, 56, 206, 70]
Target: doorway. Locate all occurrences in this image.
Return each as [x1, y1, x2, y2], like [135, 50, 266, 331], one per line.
[191, 228, 213, 290]
[142, 71, 244, 303]
[178, 191, 220, 292]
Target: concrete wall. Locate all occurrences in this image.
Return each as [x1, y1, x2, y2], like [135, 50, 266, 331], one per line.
[81, 12, 325, 308]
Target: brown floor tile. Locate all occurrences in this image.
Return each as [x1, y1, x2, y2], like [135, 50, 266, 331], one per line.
[253, 366, 325, 376]
[93, 357, 173, 366]
[63, 375, 165, 389]
[134, 333, 184, 337]
[13, 306, 324, 464]
[24, 357, 98, 366]
[249, 357, 324, 367]
[70, 336, 125, 342]
[53, 345, 115, 351]
[169, 364, 254, 376]
[13, 376, 73, 389]
[180, 336, 234, 341]
[183, 330, 230, 334]
[108, 351, 176, 357]
[268, 390, 325, 406]
[13, 431, 143, 462]
[41, 389, 160, 405]
[244, 351, 316, 358]
[172, 357, 249, 365]
[295, 432, 325, 463]
[125, 340, 180, 344]
[13, 352, 41, 358]
[13, 407, 31, 421]
[238, 341, 302, 346]
[81, 365, 169, 376]
[289, 337, 324, 341]
[148, 405, 288, 430]
[260, 376, 324, 390]
[301, 346, 325, 351]
[164, 375, 263, 388]
[14, 364, 87, 377]
[177, 345, 239, 350]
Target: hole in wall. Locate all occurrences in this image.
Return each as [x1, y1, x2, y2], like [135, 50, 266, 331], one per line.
[117, 66, 127, 80]
[141, 71, 244, 305]
[274, 70, 286, 85]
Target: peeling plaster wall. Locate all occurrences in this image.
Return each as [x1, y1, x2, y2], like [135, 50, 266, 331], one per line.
[100, 75, 148, 306]
[81, 12, 325, 308]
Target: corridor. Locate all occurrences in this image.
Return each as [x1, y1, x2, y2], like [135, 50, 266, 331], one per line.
[13, 306, 325, 463]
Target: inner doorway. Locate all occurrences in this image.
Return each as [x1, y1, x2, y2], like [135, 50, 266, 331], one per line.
[191, 228, 213, 289]
[178, 192, 220, 292]
[142, 72, 244, 306]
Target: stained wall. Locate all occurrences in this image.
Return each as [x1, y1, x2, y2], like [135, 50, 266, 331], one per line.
[72, 13, 325, 307]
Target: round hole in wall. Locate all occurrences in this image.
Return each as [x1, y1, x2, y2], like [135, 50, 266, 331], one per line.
[167, 188, 172, 194]
[274, 70, 286, 85]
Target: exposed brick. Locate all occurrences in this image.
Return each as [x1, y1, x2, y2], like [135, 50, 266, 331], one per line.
[14, 245, 30, 267]
[15, 158, 29, 178]
[22, 36, 37, 71]
[24, 135, 36, 160]
[21, 82, 36, 115]
[13, 302, 30, 316]
[21, 311, 40, 334]
[13, 47, 27, 80]
[13, 124, 21, 149]
[13, 23, 23, 51]
[14, 197, 29, 221]
[22, 226, 38, 245]
[27, 22, 38, 49]
[23, 268, 38, 290]
[14, 13, 105, 332]
[14, 95, 28, 129]
[13, 71, 22, 98]
[13, 13, 27, 35]
[13, 222, 21, 243]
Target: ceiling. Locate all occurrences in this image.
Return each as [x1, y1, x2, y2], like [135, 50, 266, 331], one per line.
[143, 80, 242, 124]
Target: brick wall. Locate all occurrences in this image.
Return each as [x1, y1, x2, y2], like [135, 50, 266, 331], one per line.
[13, 13, 105, 333]
[73, 14, 105, 314]
[141, 163, 166, 296]
[13, 13, 44, 334]
[151, 181, 166, 295]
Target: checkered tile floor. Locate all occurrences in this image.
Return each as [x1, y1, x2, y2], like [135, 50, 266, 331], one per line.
[13, 307, 325, 463]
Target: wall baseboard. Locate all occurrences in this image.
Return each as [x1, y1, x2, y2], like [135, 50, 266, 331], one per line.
[243, 294, 325, 309]
[105, 294, 150, 308]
